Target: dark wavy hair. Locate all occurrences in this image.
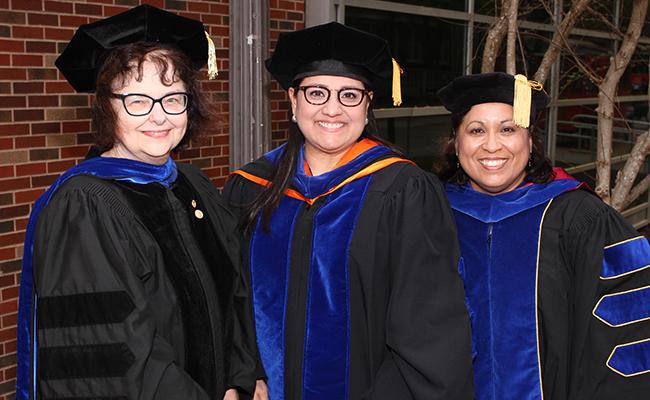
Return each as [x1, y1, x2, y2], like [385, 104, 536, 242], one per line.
[242, 81, 403, 234]
[91, 42, 213, 152]
[435, 109, 554, 185]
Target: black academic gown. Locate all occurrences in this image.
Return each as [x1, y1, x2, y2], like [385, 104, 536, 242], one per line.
[446, 172, 650, 400]
[31, 162, 258, 399]
[224, 139, 474, 400]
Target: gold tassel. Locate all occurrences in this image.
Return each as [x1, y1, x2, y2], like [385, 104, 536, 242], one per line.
[205, 31, 218, 80]
[513, 74, 532, 128]
[391, 58, 403, 107]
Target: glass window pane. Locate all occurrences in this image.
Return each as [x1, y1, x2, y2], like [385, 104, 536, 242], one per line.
[475, 0, 551, 22]
[567, 0, 616, 30]
[471, 23, 550, 77]
[519, 1, 553, 24]
[621, 100, 650, 130]
[558, 37, 647, 99]
[378, 0, 465, 11]
[475, 0, 497, 16]
[621, 47, 650, 97]
[620, 0, 650, 36]
[556, 101, 649, 168]
[376, 114, 451, 169]
[558, 36, 612, 99]
[556, 104, 599, 168]
[345, 6, 466, 108]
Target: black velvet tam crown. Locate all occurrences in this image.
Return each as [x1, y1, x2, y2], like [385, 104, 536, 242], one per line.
[55, 4, 210, 93]
[437, 72, 549, 127]
[265, 22, 394, 94]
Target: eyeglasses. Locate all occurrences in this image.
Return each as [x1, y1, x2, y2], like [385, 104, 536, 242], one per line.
[298, 85, 369, 107]
[111, 92, 189, 116]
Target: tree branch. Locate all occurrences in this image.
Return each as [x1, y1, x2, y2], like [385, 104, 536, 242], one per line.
[622, 174, 650, 210]
[585, 4, 624, 38]
[506, 0, 519, 74]
[533, 0, 591, 84]
[598, 0, 648, 205]
[481, 0, 511, 73]
[611, 130, 650, 210]
[516, 28, 528, 76]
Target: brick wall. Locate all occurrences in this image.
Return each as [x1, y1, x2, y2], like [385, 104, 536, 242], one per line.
[0, 0, 304, 398]
[269, 0, 304, 147]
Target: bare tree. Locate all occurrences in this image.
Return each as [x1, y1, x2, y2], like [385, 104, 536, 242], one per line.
[595, 0, 648, 206]
[481, 0, 511, 73]
[506, 0, 519, 74]
[478, 0, 650, 212]
[533, 0, 592, 83]
[482, 0, 592, 79]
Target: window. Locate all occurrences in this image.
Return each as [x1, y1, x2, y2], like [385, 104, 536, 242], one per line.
[345, 6, 465, 108]
[308, 0, 650, 174]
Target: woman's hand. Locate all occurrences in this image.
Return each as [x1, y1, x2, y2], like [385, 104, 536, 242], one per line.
[253, 380, 268, 400]
[223, 388, 239, 400]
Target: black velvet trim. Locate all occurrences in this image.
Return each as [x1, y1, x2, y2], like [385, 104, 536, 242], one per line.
[284, 199, 323, 400]
[37, 291, 135, 329]
[172, 173, 234, 310]
[112, 179, 218, 396]
[172, 173, 234, 357]
[38, 343, 135, 380]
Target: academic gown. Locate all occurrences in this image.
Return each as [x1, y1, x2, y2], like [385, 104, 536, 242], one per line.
[17, 157, 258, 400]
[223, 139, 474, 400]
[446, 172, 650, 400]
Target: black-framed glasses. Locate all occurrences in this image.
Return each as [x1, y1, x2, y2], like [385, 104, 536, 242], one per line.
[298, 85, 369, 107]
[111, 92, 189, 116]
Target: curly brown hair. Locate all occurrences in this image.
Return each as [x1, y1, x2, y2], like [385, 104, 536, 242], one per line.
[91, 42, 213, 152]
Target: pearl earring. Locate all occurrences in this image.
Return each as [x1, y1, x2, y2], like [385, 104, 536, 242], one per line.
[364, 117, 369, 125]
[291, 115, 297, 123]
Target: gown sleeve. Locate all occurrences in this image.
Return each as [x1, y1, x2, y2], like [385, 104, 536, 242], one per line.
[32, 177, 210, 400]
[560, 191, 650, 399]
[369, 168, 474, 400]
[222, 175, 268, 382]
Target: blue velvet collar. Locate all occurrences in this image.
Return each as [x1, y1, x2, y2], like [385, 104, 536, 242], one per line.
[251, 141, 395, 399]
[446, 179, 581, 223]
[16, 156, 177, 400]
[447, 176, 583, 400]
[264, 142, 393, 199]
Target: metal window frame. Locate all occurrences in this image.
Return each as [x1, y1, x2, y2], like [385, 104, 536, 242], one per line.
[307, 0, 650, 226]
[315, 0, 650, 120]
[314, 0, 650, 175]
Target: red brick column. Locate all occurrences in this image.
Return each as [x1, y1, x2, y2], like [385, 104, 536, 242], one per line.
[0, 1, 304, 398]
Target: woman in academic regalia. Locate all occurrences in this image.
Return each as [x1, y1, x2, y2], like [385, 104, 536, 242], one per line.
[16, 5, 260, 400]
[437, 72, 650, 400]
[224, 22, 474, 400]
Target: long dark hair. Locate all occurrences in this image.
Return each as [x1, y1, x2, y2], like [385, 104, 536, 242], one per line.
[436, 110, 554, 185]
[242, 83, 403, 234]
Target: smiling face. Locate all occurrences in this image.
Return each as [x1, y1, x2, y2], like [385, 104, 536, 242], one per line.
[455, 102, 532, 195]
[289, 75, 371, 173]
[104, 55, 188, 165]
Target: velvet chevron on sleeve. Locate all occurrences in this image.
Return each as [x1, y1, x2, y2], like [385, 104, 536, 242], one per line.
[538, 189, 650, 400]
[21, 158, 257, 400]
[446, 174, 650, 400]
